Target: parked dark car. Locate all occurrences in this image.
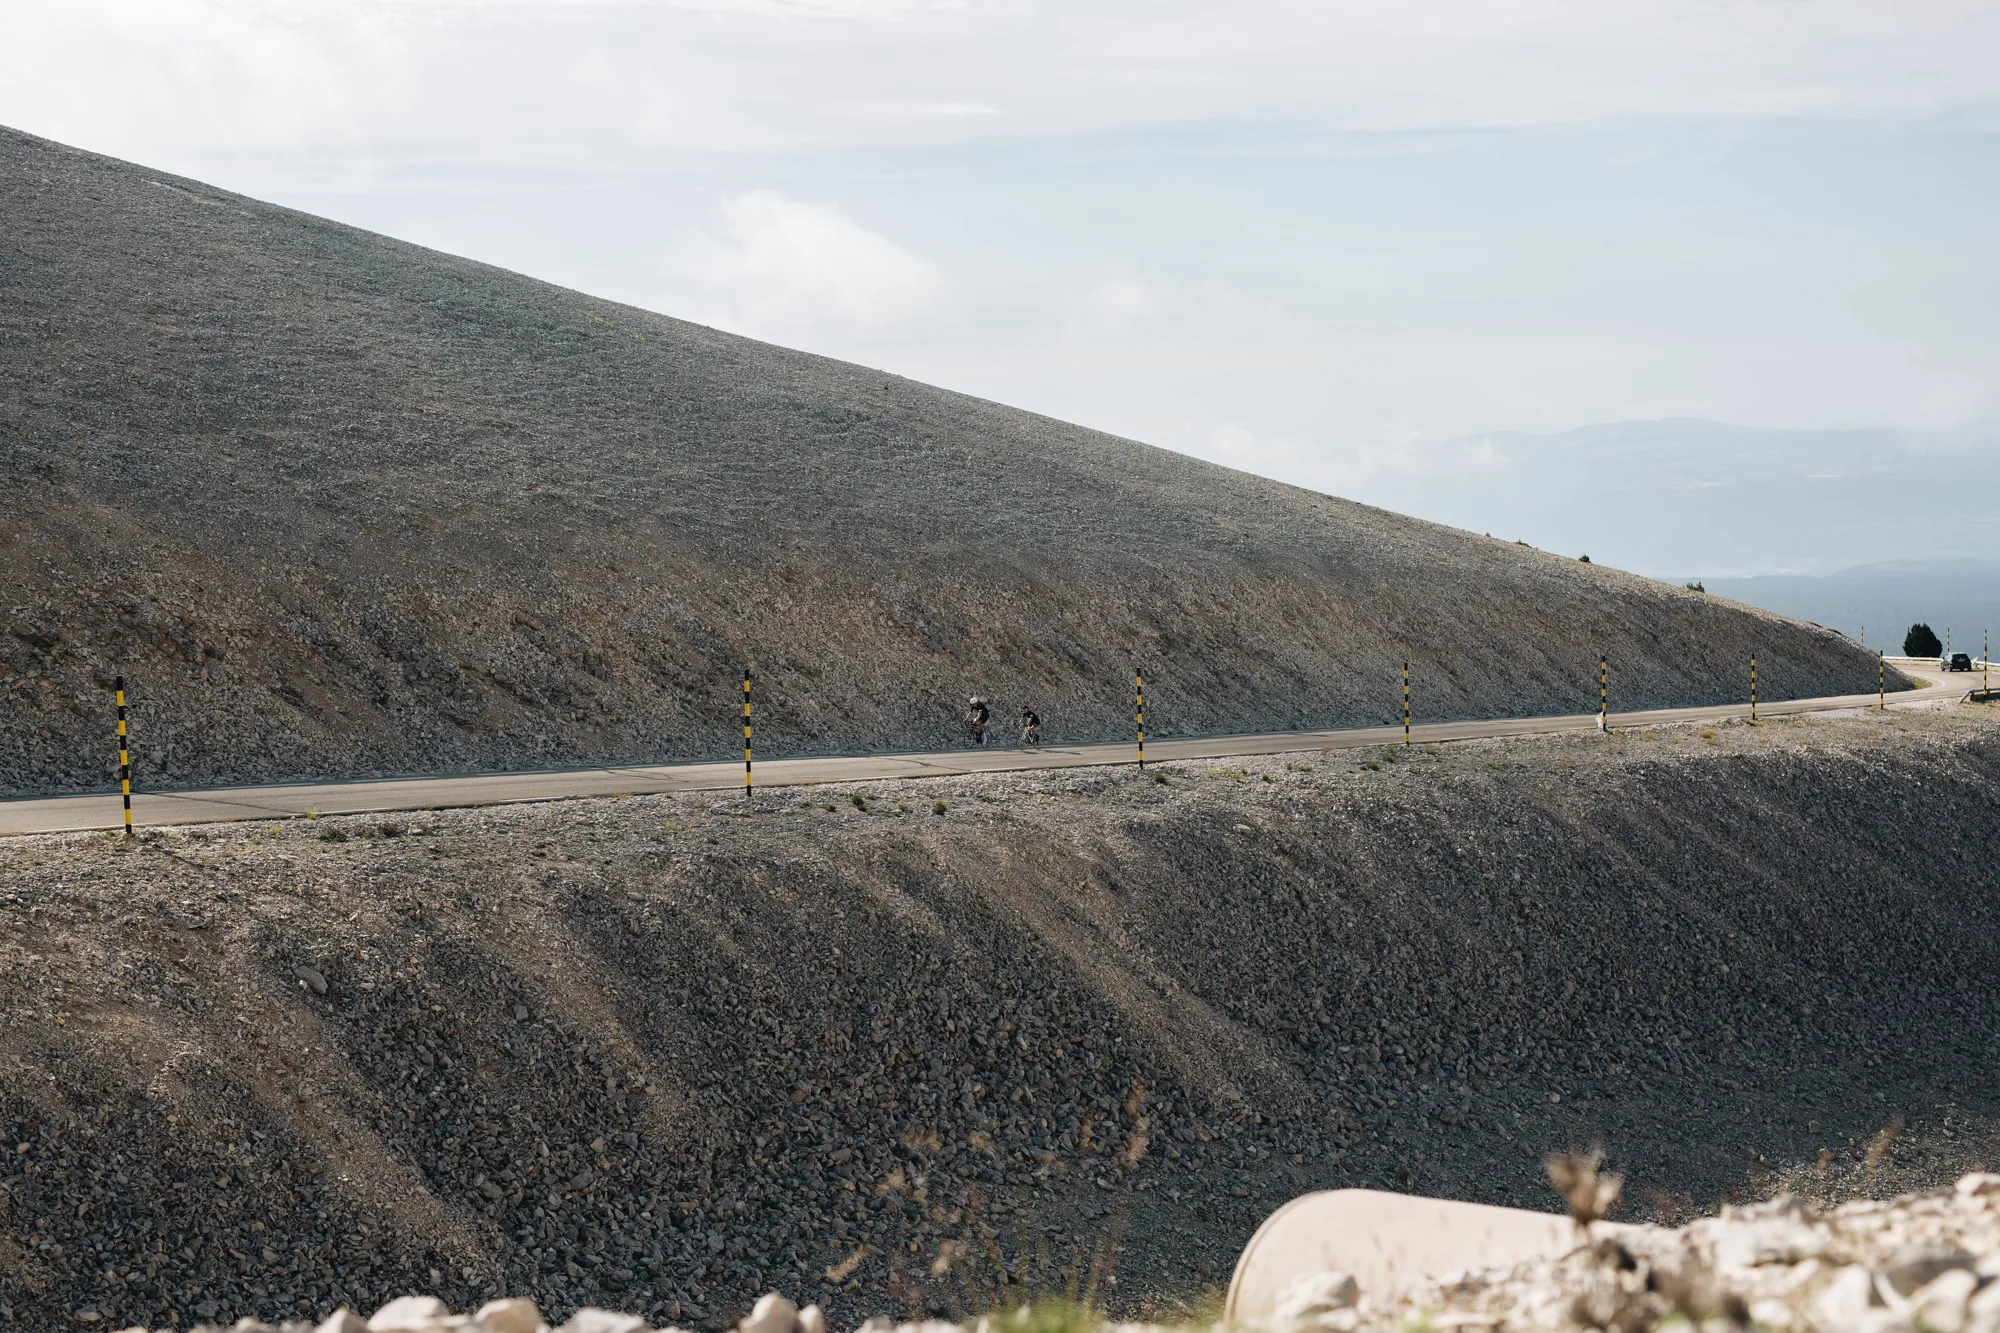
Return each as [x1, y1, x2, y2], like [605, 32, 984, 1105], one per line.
[1943, 652, 1974, 671]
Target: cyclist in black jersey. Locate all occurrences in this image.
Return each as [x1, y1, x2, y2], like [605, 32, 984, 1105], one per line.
[1019, 707, 1042, 748]
[964, 696, 990, 746]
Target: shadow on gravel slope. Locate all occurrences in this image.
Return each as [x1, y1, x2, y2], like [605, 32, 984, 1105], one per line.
[0, 709, 1994, 1331]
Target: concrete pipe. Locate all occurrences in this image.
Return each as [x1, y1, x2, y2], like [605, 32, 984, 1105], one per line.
[1224, 1190, 1581, 1326]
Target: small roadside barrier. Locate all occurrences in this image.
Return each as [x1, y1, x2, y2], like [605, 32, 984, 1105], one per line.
[1134, 668, 1146, 770]
[115, 675, 133, 836]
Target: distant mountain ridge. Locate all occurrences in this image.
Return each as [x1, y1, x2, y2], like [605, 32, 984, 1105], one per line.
[1353, 417, 2000, 579]
[0, 126, 1888, 794]
[1695, 559, 2000, 653]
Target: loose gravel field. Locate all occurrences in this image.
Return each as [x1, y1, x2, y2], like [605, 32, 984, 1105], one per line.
[0, 124, 1894, 797]
[1, 705, 1995, 1332]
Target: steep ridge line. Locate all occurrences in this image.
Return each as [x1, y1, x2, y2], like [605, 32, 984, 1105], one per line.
[1, 123, 1893, 797]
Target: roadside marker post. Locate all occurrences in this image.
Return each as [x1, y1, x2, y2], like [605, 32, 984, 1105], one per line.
[742, 668, 753, 798]
[1135, 669, 1145, 770]
[1403, 662, 1411, 746]
[115, 675, 133, 837]
[1750, 654, 1758, 723]
[1879, 652, 1885, 710]
[1600, 655, 1608, 734]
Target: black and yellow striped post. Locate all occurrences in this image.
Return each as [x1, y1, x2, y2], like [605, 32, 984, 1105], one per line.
[742, 668, 753, 798]
[115, 675, 133, 837]
[1600, 654, 1608, 733]
[1878, 651, 1885, 710]
[1402, 662, 1411, 746]
[1984, 629, 1989, 692]
[1134, 669, 1145, 770]
[1750, 654, 1758, 723]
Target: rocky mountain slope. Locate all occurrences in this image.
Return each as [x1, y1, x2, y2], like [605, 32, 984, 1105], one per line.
[1, 705, 1995, 1331]
[0, 125, 1895, 796]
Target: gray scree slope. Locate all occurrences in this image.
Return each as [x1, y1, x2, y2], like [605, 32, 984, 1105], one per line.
[0, 126, 1889, 795]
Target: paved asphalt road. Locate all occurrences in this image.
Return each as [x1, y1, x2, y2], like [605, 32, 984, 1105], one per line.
[1, 661, 1984, 837]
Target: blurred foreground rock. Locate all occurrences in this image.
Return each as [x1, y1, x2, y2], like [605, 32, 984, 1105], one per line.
[118, 1175, 2000, 1333]
[1270, 1171, 2000, 1333]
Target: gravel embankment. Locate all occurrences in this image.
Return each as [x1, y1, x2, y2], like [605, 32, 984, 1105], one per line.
[0, 123, 1894, 797]
[55, 1172, 2000, 1332]
[1, 705, 1995, 1332]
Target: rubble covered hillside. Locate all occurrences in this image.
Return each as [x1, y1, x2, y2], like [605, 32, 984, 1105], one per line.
[0, 706, 1996, 1332]
[0, 123, 1894, 796]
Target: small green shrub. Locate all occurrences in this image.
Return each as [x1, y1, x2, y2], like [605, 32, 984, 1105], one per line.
[850, 793, 867, 810]
[932, 800, 946, 815]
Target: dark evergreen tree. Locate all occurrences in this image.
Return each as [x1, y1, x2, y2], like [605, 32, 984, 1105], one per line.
[1904, 623, 1943, 657]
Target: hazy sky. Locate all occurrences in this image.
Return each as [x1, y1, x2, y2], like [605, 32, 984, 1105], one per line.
[5, 1, 1997, 569]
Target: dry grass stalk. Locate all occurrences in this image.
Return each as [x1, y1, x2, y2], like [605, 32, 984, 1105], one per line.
[1546, 1148, 1623, 1229]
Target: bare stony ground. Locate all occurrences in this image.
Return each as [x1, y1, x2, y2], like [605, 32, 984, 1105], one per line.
[1, 704, 1995, 1332]
[0, 123, 1894, 798]
[51, 1171, 2000, 1331]
[83, 1169, 2000, 1331]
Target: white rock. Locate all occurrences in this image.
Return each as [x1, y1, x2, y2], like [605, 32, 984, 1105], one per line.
[1747, 1297, 1800, 1330]
[1816, 1266, 1880, 1328]
[1711, 1216, 1829, 1272]
[317, 1312, 369, 1333]
[1909, 1268, 1980, 1333]
[475, 1297, 545, 1333]
[1271, 1270, 1362, 1331]
[797, 1305, 827, 1333]
[371, 1297, 451, 1331]
[1958, 1174, 2000, 1200]
[559, 1311, 650, 1333]
[739, 1292, 799, 1333]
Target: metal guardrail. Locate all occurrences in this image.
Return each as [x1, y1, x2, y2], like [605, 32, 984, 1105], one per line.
[1882, 655, 1994, 669]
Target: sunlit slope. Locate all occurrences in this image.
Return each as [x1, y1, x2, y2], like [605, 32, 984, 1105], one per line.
[0, 125, 1890, 794]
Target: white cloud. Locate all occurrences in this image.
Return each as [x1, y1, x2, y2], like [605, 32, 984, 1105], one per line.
[1064, 274, 1166, 342]
[1914, 377, 1990, 428]
[10, 0, 2000, 170]
[669, 189, 945, 338]
[1187, 419, 1518, 495]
